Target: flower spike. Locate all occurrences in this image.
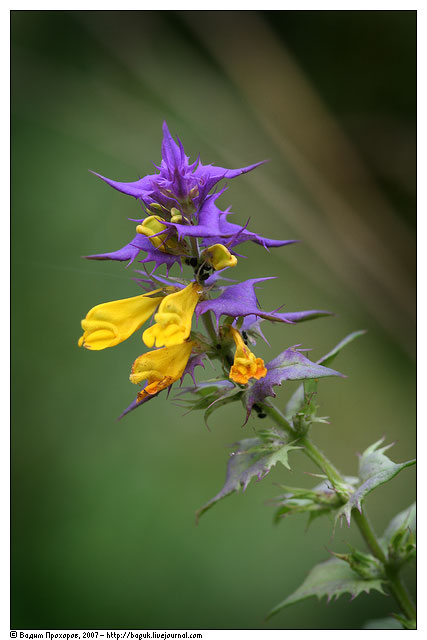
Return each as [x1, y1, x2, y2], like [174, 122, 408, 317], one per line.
[79, 122, 337, 422]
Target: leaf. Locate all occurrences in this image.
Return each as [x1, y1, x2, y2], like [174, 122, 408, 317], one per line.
[197, 434, 300, 521]
[318, 330, 367, 367]
[284, 330, 365, 419]
[267, 558, 385, 618]
[335, 439, 416, 527]
[363, 617, 404, 630]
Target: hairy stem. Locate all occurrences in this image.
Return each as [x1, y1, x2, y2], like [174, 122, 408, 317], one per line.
[267, 402, 416, 622]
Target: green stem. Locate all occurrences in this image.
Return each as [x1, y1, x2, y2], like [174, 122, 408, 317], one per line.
[190, 236, 200, 259]
[202, 310, 218, 345]
[352, 511, 416, 620]
[383, 570, 417, 622]
[352, 510, 387, 564]
[266, 402, 416, 622]
[299, 436, 348, 501]
[262, 402, 294, 435]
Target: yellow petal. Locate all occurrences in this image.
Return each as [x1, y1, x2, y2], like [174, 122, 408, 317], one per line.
[130, 341, 194, 397]
[228, 326, 267, 385]
[142, 282, 202, 348]
[78, 290, 164, 350]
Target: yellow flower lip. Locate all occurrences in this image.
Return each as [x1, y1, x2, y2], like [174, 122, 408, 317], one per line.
[78, 290, 164, 351]
[142, 282, 202, 349]
[228, 326, 267, 385]
[130, 341, 194, 399]
[203, 244, 237, 271]
[142, 376, 174, 396]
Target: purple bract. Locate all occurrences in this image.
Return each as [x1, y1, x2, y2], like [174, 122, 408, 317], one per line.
[92, 122, 265, 214]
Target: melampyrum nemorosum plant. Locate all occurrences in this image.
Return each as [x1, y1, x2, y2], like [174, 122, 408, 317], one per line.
[79, 123, 416, 630]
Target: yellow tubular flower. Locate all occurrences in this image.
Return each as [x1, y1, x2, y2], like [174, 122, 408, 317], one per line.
[78, 290, 164, 351]
[143, 282, 202, 348]
[136, 215, 178, 252]
[229, 326, 267, 385]
[204, 244, 237, 270]
[130, 341, 194, 399]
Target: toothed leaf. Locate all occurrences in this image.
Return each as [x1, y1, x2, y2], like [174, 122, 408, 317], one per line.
[335, 440, 416, 527]
[268, 558, 385, 618]
[197, 433, 300, 521]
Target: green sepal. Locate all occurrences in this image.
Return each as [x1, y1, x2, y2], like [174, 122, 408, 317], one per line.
[335, 439, 416, 528]
[197, 430, 300, 522]
[267, 557, 385, 619]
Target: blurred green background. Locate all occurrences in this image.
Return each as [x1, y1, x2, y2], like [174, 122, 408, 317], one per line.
[11, 10, 416, 630]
